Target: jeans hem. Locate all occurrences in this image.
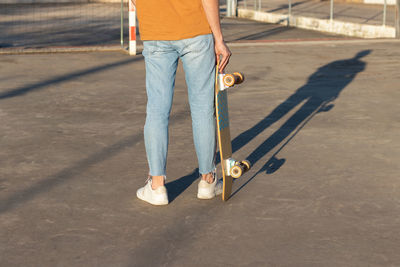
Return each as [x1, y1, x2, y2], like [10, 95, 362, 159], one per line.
[199, 167, 216, 176]
[148, 174, 167, 181]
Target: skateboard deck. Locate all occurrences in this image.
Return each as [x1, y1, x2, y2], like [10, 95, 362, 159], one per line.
[215, 67, 251, 201]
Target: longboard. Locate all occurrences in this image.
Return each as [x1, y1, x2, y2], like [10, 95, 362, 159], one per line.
[215, 67, 251, 201]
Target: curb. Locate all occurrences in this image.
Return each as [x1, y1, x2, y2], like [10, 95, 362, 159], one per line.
[2, 39, 400, 55]
[227, 38, 400, 46]
[238, 9, 396, 38]
[0, 45, 144, 55]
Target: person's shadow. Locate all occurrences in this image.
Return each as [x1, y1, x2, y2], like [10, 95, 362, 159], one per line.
[167, 50, 371, 201]
[230, 49, 371, 197]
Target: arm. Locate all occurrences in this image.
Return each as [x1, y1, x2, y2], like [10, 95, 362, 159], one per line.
[201, 0, 231, 72]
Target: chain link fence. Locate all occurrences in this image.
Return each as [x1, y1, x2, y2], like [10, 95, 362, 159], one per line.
[234, 0, 396, 27]
[0, 1, 134, 50]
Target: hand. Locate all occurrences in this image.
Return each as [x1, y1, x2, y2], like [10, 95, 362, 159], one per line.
[214, 40, 231, 73]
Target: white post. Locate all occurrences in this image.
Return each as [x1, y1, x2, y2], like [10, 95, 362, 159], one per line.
[396, 0, 400, 38]
[129, 0, 137, 55]
[120, 0, 124, 47]
[227, 0, 237, 17]
[383, 0, 387, 26]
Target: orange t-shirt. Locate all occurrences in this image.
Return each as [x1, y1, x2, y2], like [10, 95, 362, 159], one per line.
[136, 0, 212, 41]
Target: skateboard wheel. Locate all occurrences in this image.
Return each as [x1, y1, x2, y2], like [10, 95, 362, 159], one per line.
[233, 72, 244, 84]
[241, 160, 251, 171]
[223, 74, 235, 87]
[231, 165, 243, 179]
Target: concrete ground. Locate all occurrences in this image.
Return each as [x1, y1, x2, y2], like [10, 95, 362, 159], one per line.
[1, 39, 400, 266]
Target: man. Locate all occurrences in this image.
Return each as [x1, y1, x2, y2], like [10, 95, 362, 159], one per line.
[134, 0, 232, 205]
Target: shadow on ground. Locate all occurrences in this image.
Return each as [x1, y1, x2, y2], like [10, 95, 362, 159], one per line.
[170, 49, 371, 201]
[231, 49, 371, 197]
[0, 56, 142, 99]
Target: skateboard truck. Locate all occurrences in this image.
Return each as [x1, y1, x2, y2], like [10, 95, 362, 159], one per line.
[218, 72, 245, 91]
[224, 158, 251, 179]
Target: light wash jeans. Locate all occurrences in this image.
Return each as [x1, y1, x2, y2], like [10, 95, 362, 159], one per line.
[142, 34, 216, 177]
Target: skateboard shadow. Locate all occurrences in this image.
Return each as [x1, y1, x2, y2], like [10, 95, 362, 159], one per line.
[229, 49, 371, 198]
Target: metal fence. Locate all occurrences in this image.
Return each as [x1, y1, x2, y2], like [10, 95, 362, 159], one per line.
[0, 2, 131, 50]
[231, 0, 396, 28]
[1, 0, 398, 51]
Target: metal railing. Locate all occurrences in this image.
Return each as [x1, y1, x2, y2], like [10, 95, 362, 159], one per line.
[229, 0, 398, 30]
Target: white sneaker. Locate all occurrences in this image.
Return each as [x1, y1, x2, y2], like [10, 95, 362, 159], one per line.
[136, 178, 169, 205]
[197, 171, 223, 199]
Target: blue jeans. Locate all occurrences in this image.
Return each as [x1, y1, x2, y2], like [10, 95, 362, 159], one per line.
[142, 34, 216, 177]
